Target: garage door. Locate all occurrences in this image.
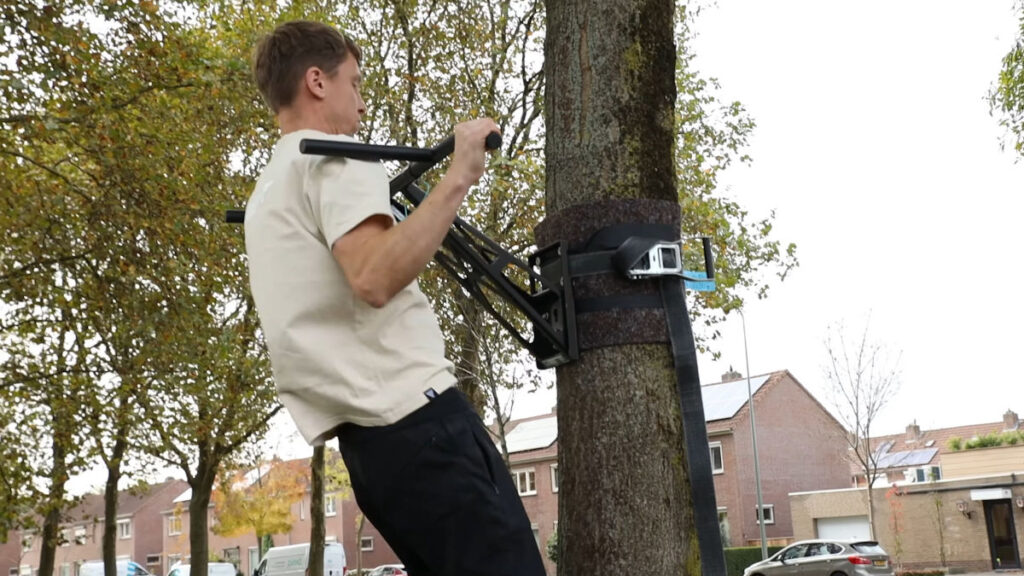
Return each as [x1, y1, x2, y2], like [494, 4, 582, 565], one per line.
[816, 516, 870, 540]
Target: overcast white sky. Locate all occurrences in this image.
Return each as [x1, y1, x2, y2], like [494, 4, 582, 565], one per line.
[504, 1, 1024, 437]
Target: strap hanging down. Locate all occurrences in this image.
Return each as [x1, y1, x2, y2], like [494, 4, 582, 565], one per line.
[661, 276, 727, 576]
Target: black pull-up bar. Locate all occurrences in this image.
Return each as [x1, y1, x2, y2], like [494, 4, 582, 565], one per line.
[225, 132, 501, 224]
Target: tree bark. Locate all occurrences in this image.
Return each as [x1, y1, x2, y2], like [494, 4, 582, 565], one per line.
[541, 1, 700, 575]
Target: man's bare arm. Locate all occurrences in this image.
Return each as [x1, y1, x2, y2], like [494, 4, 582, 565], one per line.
[332, 119, 499, 307]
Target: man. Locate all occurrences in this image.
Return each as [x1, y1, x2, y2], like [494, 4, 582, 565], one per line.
[244, 20, 545, 576]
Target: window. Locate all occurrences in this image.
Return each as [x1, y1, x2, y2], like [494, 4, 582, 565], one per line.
[717, 508, 731, 547]
[360, 537, 374, 552]
[531, 523, 540, 546]
[299, 499, 305, 520]
[117, 519, 132, 539]
[247, 548, 260, 576]
[145, 556, 161, 567]
[59, 565, 71, 576]
[21, 534, 33, 553]
[168, 514, 182, 536]
[512, 468, 537, 496]
[19, 566, 30, 576]
[917, 466, 941, 482]
[74, 526, 87, 545]
[550, 464, 559, 493]
[710, 442, 724, 474]
[168, 555, 182, 575]
[10, 568, 18, 576]
[755, 504, 775, 525]
[223, 547, 240, 565]
[60, 528, 70, 547]
[325, 494, 337, 517]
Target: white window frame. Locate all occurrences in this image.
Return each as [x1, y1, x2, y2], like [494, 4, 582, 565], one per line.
[511, 468, 537, 496]
[709, 442, 724, 474]
[73, 526, 87, 545]
[168, 514, 182, 536]
[59, 565, 71, 576]
[755, 504, 775, 525]
[550, 464, 559, 493]
[360, 536, 374, 552]
[117, 518, 132, 539]
[10, 568, 19, 576]
[19, 566, 30, 576]
[325, 494, 337, 517]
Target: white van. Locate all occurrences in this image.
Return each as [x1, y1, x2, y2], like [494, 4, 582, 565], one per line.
[167, 563, 237, 576]
[253, 543, 346, 576]
[79, 561, 152, 576]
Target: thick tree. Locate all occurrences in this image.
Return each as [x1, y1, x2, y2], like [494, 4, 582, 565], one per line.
[541, 1, 702, 574]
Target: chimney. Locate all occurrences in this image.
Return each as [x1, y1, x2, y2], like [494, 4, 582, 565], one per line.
[721, 366, 743, 382]
[906, 421, 921, 442]
[1004, 409, 1020, 431]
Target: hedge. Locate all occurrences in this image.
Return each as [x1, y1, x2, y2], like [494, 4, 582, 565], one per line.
[725, 546, 785, 576]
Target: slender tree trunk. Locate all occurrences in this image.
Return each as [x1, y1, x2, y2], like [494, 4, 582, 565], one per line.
[541, 1, 699, 575]
[102, 438, 126, 576]
[309, 447, 325, 576]
[38, 432, 67, 576]
[356, 516, 365, 574]
[190, 450, 219, 576]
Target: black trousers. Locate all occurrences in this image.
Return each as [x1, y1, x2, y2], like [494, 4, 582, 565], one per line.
[336, 388, 547, 576]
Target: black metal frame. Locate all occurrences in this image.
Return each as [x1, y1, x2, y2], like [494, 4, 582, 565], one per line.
[226, 133, 578, 368]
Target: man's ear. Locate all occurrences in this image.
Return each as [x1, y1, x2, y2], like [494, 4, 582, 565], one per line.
[304, 67, 326, 100]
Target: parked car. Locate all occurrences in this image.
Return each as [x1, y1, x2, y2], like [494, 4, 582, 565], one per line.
[79, 561, 153, 576]
[167, 563, 237, 576]
[253, 542, 347, 576]
[366, 566, 406, 576]
[743, 540, 893, 576]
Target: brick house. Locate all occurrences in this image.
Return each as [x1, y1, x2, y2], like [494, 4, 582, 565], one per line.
[495, 368, 851, 574]
[853, 410, 1022, 487]
[790, 409, 1024, 572]
[706, 370, 849, 547]
[12, 479, 189, 576]
[2, 533, 22, 576]
[162, 450, 401, 576]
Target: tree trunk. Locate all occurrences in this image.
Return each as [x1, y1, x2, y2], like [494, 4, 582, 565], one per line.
[541, 1, 699, 575]
[309, 447, 325, 576]
[190, 451, 219, 576]
[102, 442, 124, 576]
[38, 432, 67, 576]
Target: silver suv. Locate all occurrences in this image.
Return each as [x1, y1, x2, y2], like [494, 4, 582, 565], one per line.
[743, 540, 893, 576]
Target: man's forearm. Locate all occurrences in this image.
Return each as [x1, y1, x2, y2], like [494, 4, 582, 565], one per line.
[335, 172, 471, 307]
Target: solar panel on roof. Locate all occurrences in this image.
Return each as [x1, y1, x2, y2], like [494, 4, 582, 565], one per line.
[503, 416, 558, 454]
[876, 447, 938, 468]
[702, 375, 771, 422]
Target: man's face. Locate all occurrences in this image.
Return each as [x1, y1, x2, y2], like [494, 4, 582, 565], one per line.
[324, 57, 365, 136]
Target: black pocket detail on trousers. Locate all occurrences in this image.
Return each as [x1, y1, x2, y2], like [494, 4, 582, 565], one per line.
[469, 419, 500, 493]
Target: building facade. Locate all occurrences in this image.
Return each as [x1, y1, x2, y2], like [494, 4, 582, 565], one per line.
[790, 409, 1024, 572]
[11, 480, 189, 576]
[706, 370, 850, 547]
[496, 368, 852, 574]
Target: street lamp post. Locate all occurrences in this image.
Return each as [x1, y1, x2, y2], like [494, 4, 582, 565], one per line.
[740, 309, 769, 560]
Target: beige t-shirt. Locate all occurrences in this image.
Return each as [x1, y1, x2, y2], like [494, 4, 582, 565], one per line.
[244, 130, 455, 445]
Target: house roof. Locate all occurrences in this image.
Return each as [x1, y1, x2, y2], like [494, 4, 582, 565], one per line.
[498, 370, 785, 455]
[869, 419, 1016, 470]
[64, 478, 187, 523]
